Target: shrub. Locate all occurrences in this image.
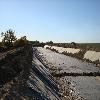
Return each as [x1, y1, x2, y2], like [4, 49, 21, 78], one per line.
[1, 29, 17, 48]
[14, 36, 28, 47]
[0, 42, 7, 52]
[0, 42, 3, 47]
[46, 41, 53, 45]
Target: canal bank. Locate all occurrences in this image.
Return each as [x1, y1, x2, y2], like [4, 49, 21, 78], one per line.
[35, 47, 100, 100]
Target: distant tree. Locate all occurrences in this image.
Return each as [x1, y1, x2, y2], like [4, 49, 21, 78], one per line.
[31, 40, 39, 46]
[46, 41, 53, 45]
[35, 40, 39, 44]
[21, 36, 27, 40]
[71, 42, 77, 48]
[1, 29, 17, 47]
[49, 41, 53, 44]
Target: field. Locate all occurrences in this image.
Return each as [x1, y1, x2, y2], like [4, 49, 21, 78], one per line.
[77, 43, 100, 51]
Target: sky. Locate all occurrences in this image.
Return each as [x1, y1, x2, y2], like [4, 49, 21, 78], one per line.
[0, 0, 100, 43]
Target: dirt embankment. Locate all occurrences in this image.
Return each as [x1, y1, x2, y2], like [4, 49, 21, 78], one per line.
[0, 44, 33, 99]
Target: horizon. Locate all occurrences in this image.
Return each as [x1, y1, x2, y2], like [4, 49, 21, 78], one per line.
[0, 0, 100, 43]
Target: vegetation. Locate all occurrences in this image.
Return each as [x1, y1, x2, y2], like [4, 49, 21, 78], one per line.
[51, 71, 100, 77]
[48, 42, 100, 51]
[0, 29, 29, 52]
[71, 42, 77, 48]
[1, 29, 17, 48]
[14, 36, 28, 47]
[0, 42, 6, 52]
[46, 41, 53, 45]
[30, 40, 45, 47]
[77, 43, 100, 51]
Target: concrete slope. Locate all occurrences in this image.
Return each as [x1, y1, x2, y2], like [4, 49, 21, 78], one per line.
[34, 47, 100, 100]
[26, 53, 61, 100]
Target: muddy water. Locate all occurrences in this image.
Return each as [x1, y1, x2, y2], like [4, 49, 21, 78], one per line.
[36, 47, 100, 100]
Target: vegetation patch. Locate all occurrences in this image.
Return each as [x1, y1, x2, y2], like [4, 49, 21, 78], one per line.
[0, 29, 29, 52]
[51, 72, 100, 77]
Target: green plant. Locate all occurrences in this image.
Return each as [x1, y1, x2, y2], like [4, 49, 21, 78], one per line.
[14, 36, 28, 47]
[1, 29, 17, 48]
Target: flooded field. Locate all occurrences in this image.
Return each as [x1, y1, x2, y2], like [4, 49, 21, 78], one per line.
[34, 47, 100, 100]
